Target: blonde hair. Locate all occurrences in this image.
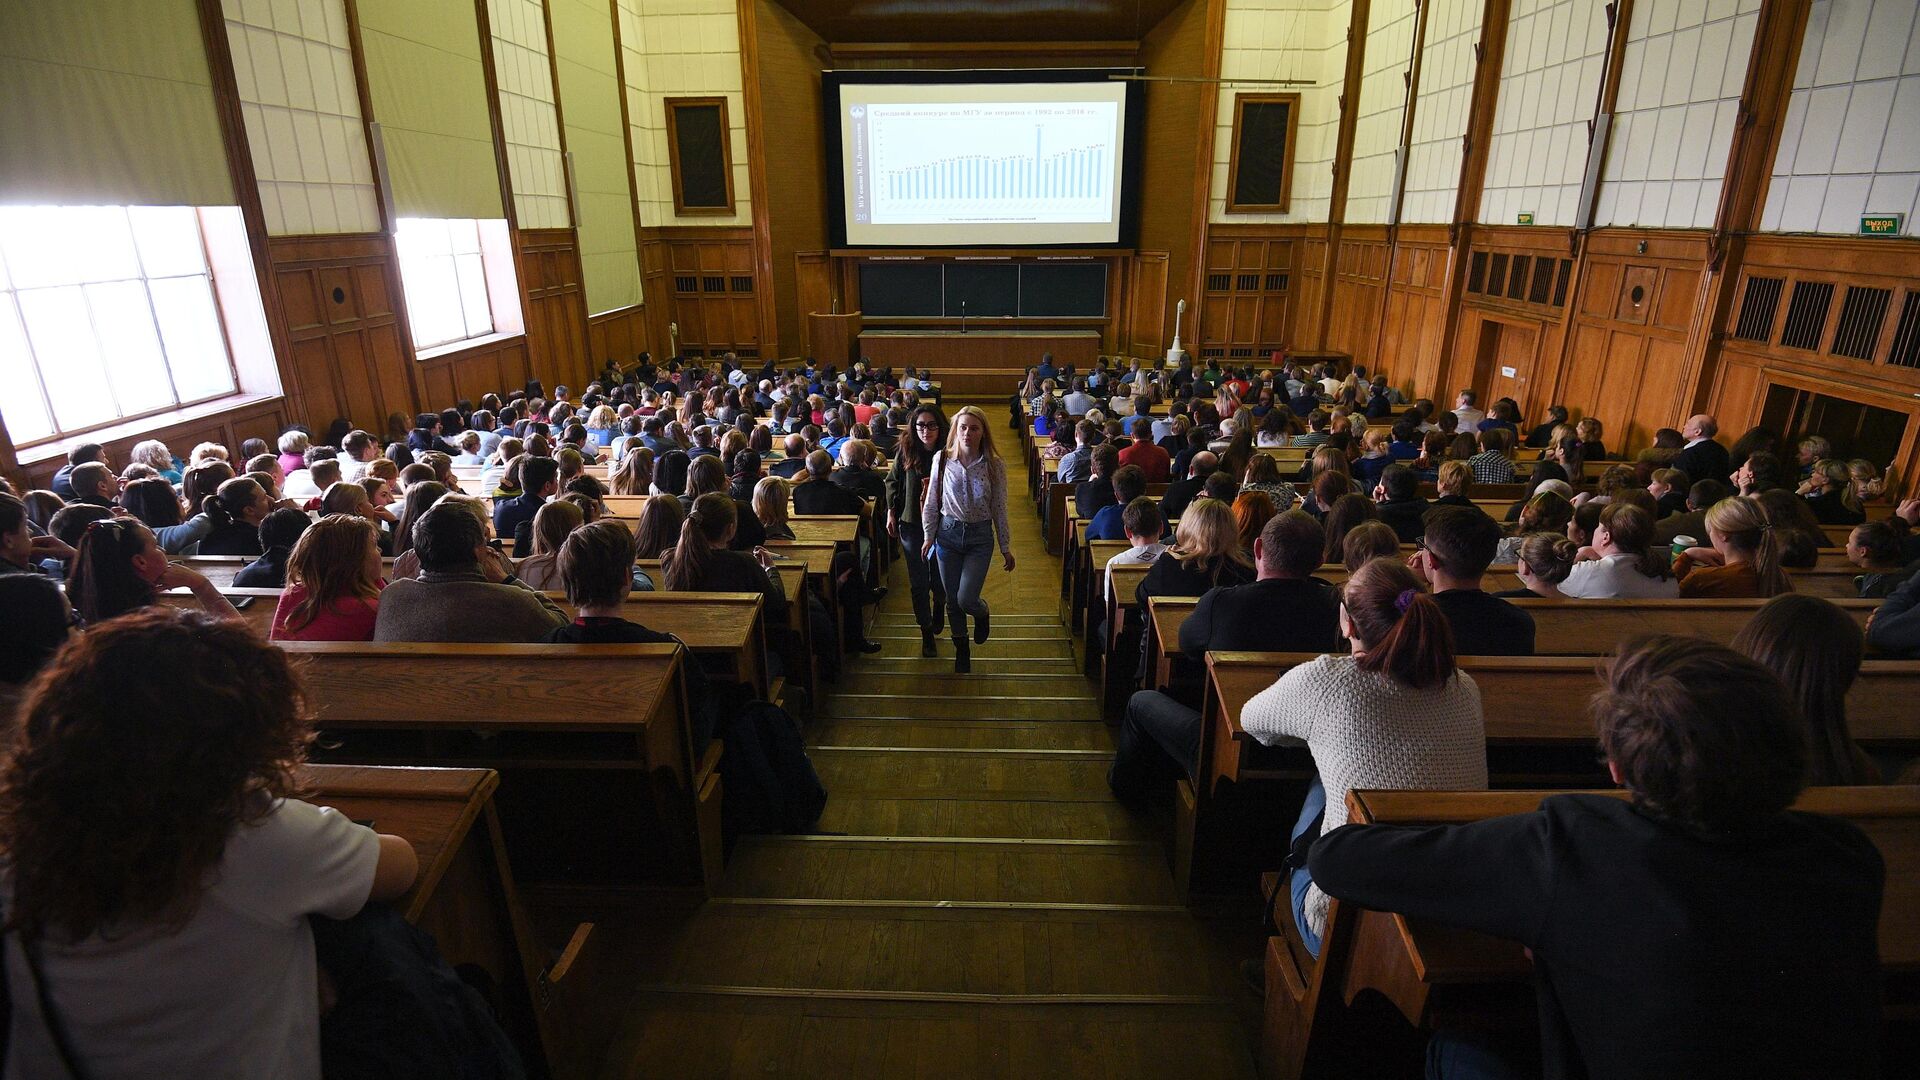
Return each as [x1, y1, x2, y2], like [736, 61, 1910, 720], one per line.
[753, 476, 792, 532]
[586, 404, 618, 431]
[1704, 496, 1791, 597]
[945, 406, 1003, 462]
[530, 499, 585, 556]
[1168, 498, 1252, 573]
[1436, 460, 1473, 497]
[191, 441, 229, 465]
[1813, 459, 1859, 512]
[282, 514, 382, 633]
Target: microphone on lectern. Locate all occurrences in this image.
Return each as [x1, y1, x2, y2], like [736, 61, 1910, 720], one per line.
[960, 300, 967, 334]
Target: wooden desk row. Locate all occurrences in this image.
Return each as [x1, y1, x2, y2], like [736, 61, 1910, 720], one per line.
[1262, 784, 1920, 1080]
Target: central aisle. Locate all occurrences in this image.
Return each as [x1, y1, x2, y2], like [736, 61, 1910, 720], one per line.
[604, 421, 1258, 1078]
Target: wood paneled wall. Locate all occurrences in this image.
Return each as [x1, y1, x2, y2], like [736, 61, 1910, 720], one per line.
[753, 0, 827, 357]
[1373, 224, 1452, 397]
[514, 228, 593, 390]
[1134, 0, 1215, 355]
[1324, 226, 1392, 371]
[640, 229, 765, 359]
[13, 397, 290, 491]
[269, 234, 417, 434]
[1197, 227, 1294, 362]
[416, 336, 533, 414]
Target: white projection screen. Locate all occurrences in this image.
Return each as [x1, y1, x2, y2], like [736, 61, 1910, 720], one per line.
[828, 74, 1141, 248]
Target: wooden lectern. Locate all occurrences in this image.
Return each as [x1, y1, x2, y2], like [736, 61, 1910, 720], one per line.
[807, 311, 862, 366]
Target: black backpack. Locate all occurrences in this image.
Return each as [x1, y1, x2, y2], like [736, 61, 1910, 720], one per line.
[718, 700, 828, 835]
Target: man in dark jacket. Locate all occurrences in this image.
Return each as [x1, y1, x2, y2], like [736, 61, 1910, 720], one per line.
[1159, 451, 1215, 522]
[1372, 464, 1431, 542]
[1310, 637, 1883, 1080]
[1671, 413, 1732, 488]
[1109, 511, 1341, 807]
[791, 451, 867, 516]
[492, 456, 558, 557]
[1416, 506, 1535, 655]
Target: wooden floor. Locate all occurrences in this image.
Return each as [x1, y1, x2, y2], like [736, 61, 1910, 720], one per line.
[599, 414, 1260, 1078]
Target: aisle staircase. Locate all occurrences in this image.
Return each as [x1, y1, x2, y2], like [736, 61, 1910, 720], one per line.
[602, 421, 1257, 1078]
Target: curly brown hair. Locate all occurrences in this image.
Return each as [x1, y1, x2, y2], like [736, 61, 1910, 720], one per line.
[0, 608, 312, 940]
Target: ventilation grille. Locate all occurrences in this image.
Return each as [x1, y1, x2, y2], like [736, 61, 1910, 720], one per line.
[1889, 293, 1920, 369]
[1831, 285, 1891, 361]
[1201, 347, 1226, 358]
[1553, 259, 1572, 307]
[1228, 346, 1255, 357]
[735, 347, 759, 358]
[1507, 256, 1531, 300]
[673, 275, 699, 293]
[1467, 251, 1488, 294]
[702, 275, 727, 293]
[1206, 273, 1232, 291]
[1529, 259, 1554, 305]
[1264, 272, 1289, 291]
[1488, 253, 1508, 296]
[1232, 273, 1257, 291]
[730, 275, 754, 293]
[1733, 276, 1783, 341]
[1779, 280, 1833, 350]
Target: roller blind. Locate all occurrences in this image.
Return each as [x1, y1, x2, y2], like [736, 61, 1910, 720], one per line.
[549, 0, 641, 314]
[356, 0, 504, 220]
[0, 0, 235, 206]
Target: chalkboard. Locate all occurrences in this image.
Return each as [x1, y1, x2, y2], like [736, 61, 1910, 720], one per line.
[859, 263, 943, 316]
[1020, 263, 1107, 316]
[945, 264, 1019, 317]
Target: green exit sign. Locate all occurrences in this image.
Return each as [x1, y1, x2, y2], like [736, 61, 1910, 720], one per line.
[1517, 212, 1535, 225]
[1861, 213, 1905, 235]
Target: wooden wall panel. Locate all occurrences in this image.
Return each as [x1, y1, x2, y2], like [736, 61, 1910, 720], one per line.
[1125, 251, 1170, 359]
[513, 228, 591, 392]
[1135, 0, 1211, 352]
[588, 305, 650, 371]
[640, 228, 764, 358]
[1373, 225, 1451, 395]
[1324, 228, 1390, 370]
[268, 234, 416, 434]
[14, 397, 290, 491]
[417, 336, 533, 411]
[1196, 228, 1294, 361]
[753, 0, 827, 357]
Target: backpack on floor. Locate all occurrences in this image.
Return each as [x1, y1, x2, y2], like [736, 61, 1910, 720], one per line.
[719, 700, 828, 835]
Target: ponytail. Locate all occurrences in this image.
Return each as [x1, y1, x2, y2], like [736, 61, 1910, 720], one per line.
[1706, 496, 1792, 597]
[203, 476, 261, 528]
[1344, 557, 1457, 690]
[663, 492, 734, 591]
[1750, 525, 1792, 597]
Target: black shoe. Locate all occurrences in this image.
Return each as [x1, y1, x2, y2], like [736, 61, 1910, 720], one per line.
[920, 627, 937, 657]
[954, 639, 971, 673]
[973, 609, 990, 645]
[855, 638, 882, 655]
[870, 586, 889, 603]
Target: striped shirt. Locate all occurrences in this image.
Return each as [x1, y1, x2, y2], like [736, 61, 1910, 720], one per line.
[922, 451, 1012, 554]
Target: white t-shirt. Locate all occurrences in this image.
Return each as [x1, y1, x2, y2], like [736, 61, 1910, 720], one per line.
[5, 798, 380, 1080]
[1559, 553, 1681, 599]
[1104, 542, 1167, 600]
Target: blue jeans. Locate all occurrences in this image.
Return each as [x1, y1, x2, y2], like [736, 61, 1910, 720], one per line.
[934, 518, 993, 640]
[898, 521, 944, 611]
[1108, 690, 1201, 805]
[1290, 778, 1327, 957]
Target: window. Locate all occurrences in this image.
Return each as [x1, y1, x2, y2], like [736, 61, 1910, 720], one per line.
[395, 218, 496, 350]
[1226, 94, 1300, 213]
[665, 98, 736, 215]
[0, 205, 239, 445]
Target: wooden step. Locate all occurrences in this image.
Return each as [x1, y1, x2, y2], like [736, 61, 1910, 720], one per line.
[870, 638, 1076, 660]
[813, 795, 1158, 842]
[809, 718, 1115, 752]
[832, 670, 1094, 697]
[636, 905, 1235, 1000]
[717, 836, 1178, 906]
[607, 993, 1258, 1079]
[857, 656, 1084, 676]
[811, 749, 1113, 800]
[823, 694, 1103, 723]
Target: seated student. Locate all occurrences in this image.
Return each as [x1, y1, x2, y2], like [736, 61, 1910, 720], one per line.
[1243, 557, 1488, 957]
[1075, 444, 1122, 520]
[542, 516, 713, 714]
[1653, 477, 1730, 546]
[1674, 496, 1792, 598]
[195, 476, 274, 557]
[1803, 457, 1867, 525]
[1135, 497, 1255, 611]
[1559, 503, 1679, 599]
[1232, 491, 1277, 555]
[1103, 497, 1169, 602]
[63, 461, 117, 510]
[374, 497, 567, 642]
[48, 442, 108, 500]
[830, 439, 887, 501]
[1647, 466, 1691, 518]
[0, 573, 71, 716]
[1087, 465, 1148, 542]
[494, 455, 558, 558]
[1159, 450, 1215, 522]
[1339, 518, 1399, 571]
[1496, 532, 1579, 599]
[1309, 635, 1883, 1079]
[1846, 520, 1913, 598]
[665, 493, 823, 668]
[233, 508, 313, 588]
[1493, 490, 1572, 564]
[753, 476, 796, 541]
[1430, 460, 1480, 512]
[1241, 452, 1298, 508]
[1372, 464, 1430, 542]
[269, 514, 385, 642]
[1117, 416, 1171, 483]
[1868, 571, 1920, 658]
[1467, 426, 1518, 484]
[515, 499, 585, 593]
[1734, 594, 1879, 785]
[66, 518, 239, 626]
[0, 607, 423, 1079]
[1415, 506, 1536, 655]
[792, 449, 866, 516]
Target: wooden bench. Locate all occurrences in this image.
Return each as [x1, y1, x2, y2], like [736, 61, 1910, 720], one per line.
[303, 763, 613, 1079]
[288, 643, 719, 892]
[1175, 651, 1920, 897]
[1261, 785, 1920, 1080]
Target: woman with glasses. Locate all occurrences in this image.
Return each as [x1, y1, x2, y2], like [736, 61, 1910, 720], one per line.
[887, 406, 950, 658]
[66, 518, 240, 626]
[920, 406, 1015, 672]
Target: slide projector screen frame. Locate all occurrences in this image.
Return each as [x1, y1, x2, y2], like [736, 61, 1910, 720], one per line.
[823, 68, 1145, 250]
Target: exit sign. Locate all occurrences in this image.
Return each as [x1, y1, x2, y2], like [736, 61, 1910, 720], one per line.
[1861, 213, 1905, 235]
[1517, 212, 1535, 225]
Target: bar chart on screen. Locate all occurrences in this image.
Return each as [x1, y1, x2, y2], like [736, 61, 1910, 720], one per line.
[856, 101, 1122, 226]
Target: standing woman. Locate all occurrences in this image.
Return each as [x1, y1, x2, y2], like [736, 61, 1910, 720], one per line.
[888, 405, 950, 657]
[920, 406, 1014, 673]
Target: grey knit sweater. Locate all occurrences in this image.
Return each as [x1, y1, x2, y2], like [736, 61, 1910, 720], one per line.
[372, 568, 568, 643]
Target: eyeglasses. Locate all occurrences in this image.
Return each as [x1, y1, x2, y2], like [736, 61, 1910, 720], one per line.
[913, 422, 940, 430]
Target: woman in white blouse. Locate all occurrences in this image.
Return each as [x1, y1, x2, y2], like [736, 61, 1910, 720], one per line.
[1559, 503, 1679, 599]
[920, 406, 1015, 673]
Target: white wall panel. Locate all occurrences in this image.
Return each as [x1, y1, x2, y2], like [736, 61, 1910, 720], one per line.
[1476, 0, 1611, 226]
[616, 0, 749, 228]
[1209, 0, 1349, 223]
[1401, 0, 1482, 222]
[221, 0, 381, 234]
[1594, 0, 1756, 229]
[1761, 0, 1920, 235]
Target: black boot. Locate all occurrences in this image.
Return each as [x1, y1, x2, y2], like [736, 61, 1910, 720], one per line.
[912, 588, 937, 656]
[930, 591, 946, 637]
[973, 607, 990, 645]
[954, 635, 971, 674]
[921, 625, 938, 658]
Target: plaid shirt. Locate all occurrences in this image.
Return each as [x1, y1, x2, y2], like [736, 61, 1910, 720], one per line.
[1468, 451, 1517, 484]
